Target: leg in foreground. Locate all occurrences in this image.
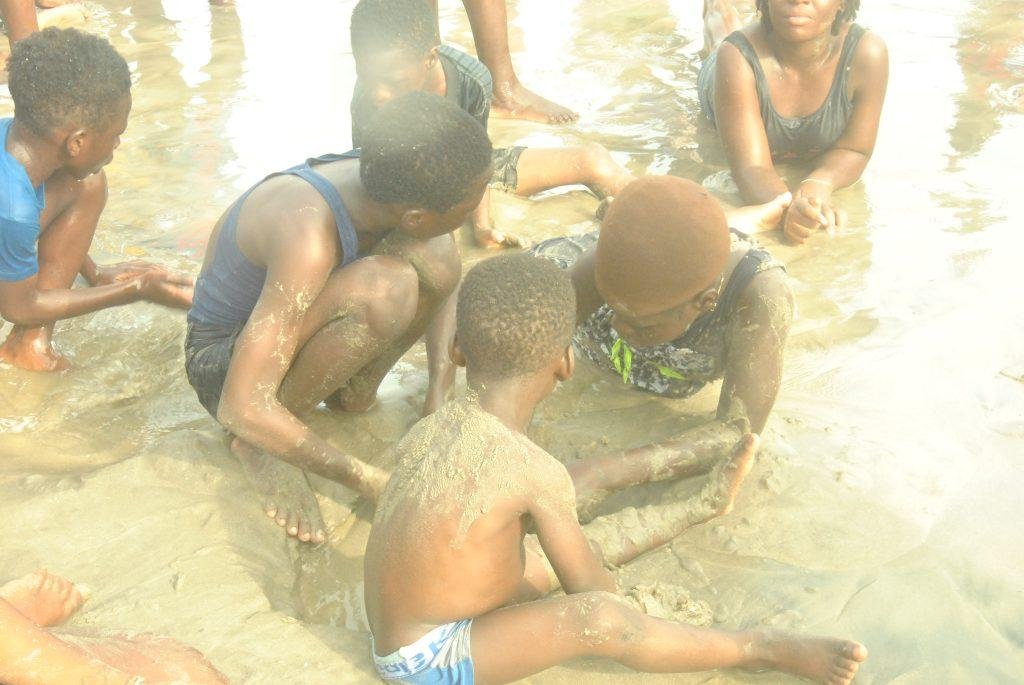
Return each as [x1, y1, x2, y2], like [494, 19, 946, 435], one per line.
[471, 590, 867, 685]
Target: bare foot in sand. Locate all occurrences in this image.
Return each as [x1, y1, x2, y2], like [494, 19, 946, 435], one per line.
[0, 570, 85, 627]
[726, 192, 793, 235]
[0, 326, 70, 372]
[753, 632, 868, 684]
[230, 437, 327, 544]
[695, 432, 759, 521]
[490, 79, 579, 124]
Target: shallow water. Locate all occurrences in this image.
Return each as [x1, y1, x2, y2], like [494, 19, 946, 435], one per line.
[2, 0, 1023, 682]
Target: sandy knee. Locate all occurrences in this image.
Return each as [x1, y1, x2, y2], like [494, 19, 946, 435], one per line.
[559, 592, 641, 649]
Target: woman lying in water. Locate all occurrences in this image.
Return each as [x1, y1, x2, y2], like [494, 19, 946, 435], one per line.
[0, 570, 226, 684]
[698, 0, 889, 244]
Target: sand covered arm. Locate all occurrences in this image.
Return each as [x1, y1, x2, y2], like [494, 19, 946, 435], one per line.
[216, 223, 387, 499]
[528, 456, 617, 595]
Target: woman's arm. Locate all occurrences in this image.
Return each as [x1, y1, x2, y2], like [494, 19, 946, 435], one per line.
[713, 40, 790, 204]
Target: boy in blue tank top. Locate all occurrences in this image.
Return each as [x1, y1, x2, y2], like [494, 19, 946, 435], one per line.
[185, 92, 492, 545]
[0, 28, 192, 371]
[349, 0, 636, 249]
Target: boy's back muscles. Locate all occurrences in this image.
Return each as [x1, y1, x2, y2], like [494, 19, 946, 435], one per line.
[364, 397, 569, 651]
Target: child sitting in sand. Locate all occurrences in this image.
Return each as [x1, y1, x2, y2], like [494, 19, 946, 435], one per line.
[0, 569, 225, 683]
[0, 28, 193, 371]
[349, 0, 635, 248]
[364, 253, 867, 684]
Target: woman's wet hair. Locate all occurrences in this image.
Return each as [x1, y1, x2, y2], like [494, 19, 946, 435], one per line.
[757, 0, 860, 35]
[351, 0, 440, 60]
[360, 92, 492, 213]
[7, 27, 131, 137]
[457, 254, 576, 379]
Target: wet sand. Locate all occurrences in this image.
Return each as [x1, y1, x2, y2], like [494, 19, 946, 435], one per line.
[2, 0, 1024, 682]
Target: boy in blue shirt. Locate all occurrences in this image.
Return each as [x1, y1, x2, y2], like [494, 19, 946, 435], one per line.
[0, 27, 191, 371]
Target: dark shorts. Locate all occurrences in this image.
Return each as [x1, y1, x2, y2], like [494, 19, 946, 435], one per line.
[490, 146, 526, 192]
[184, 322, 243, 418]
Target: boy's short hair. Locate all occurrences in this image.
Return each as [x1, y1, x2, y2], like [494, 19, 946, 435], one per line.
[360, 92, 492, 213]
[7, 27, 131, 137]
[457, 254, 576, 379]
[350, 0, 439, 60]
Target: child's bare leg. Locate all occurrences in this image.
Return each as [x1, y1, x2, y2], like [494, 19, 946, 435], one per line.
[471, 591, 867, 684]
[569, 417, 747, 516]
[0, 170, 105, 372]
[0, 570, 85, 628]
[324, 233, 461, 414]
[461, 0, 578, 124]
[68, 633, 227, 684]
[511, 145, 635, 199]
[702, 0, 742, 57]
[232, 255, 422, 544]
[583, 434, 758, 566]
[521, 435, 759, 603]
[0, 598, 131, 685]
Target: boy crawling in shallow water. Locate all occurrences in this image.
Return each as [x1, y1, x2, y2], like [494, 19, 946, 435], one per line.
[364, 254, 867, 684]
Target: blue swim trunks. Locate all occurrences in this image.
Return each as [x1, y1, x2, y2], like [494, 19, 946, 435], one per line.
[372, 619, 474, 684]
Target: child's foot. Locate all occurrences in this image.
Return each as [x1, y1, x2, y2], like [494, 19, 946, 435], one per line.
[698, 433, 759, 519]
[752, 631, 868, 684]
[230, 438, 327, 544]
[474, 227, 527, 249]
[0, 326, 70, 372]
[490, 80, 579, 124]
[726, 192, 792, 234]
[0, 570, 86, 627]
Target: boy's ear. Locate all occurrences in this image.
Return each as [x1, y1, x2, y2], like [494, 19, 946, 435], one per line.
[555, 344, 575, 381]
[426, 46, 440, 68]
[399, 208, 428, 236]
[450, 332, 467, 368]
[64, 129, 88, 159]
[695, 286, 719, 313]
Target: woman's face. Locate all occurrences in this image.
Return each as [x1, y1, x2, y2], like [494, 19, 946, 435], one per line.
[766, 0, 844, 42]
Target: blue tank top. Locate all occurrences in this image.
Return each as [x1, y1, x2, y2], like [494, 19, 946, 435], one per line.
[188, 152, 361, 327]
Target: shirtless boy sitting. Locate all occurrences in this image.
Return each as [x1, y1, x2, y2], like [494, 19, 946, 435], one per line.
[364, 254, 867, 684]
[350, 0, 635, 248]
[0, 28, 192, 371]
[0, 569, 225, 684]
[185, 92, 491, 544]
